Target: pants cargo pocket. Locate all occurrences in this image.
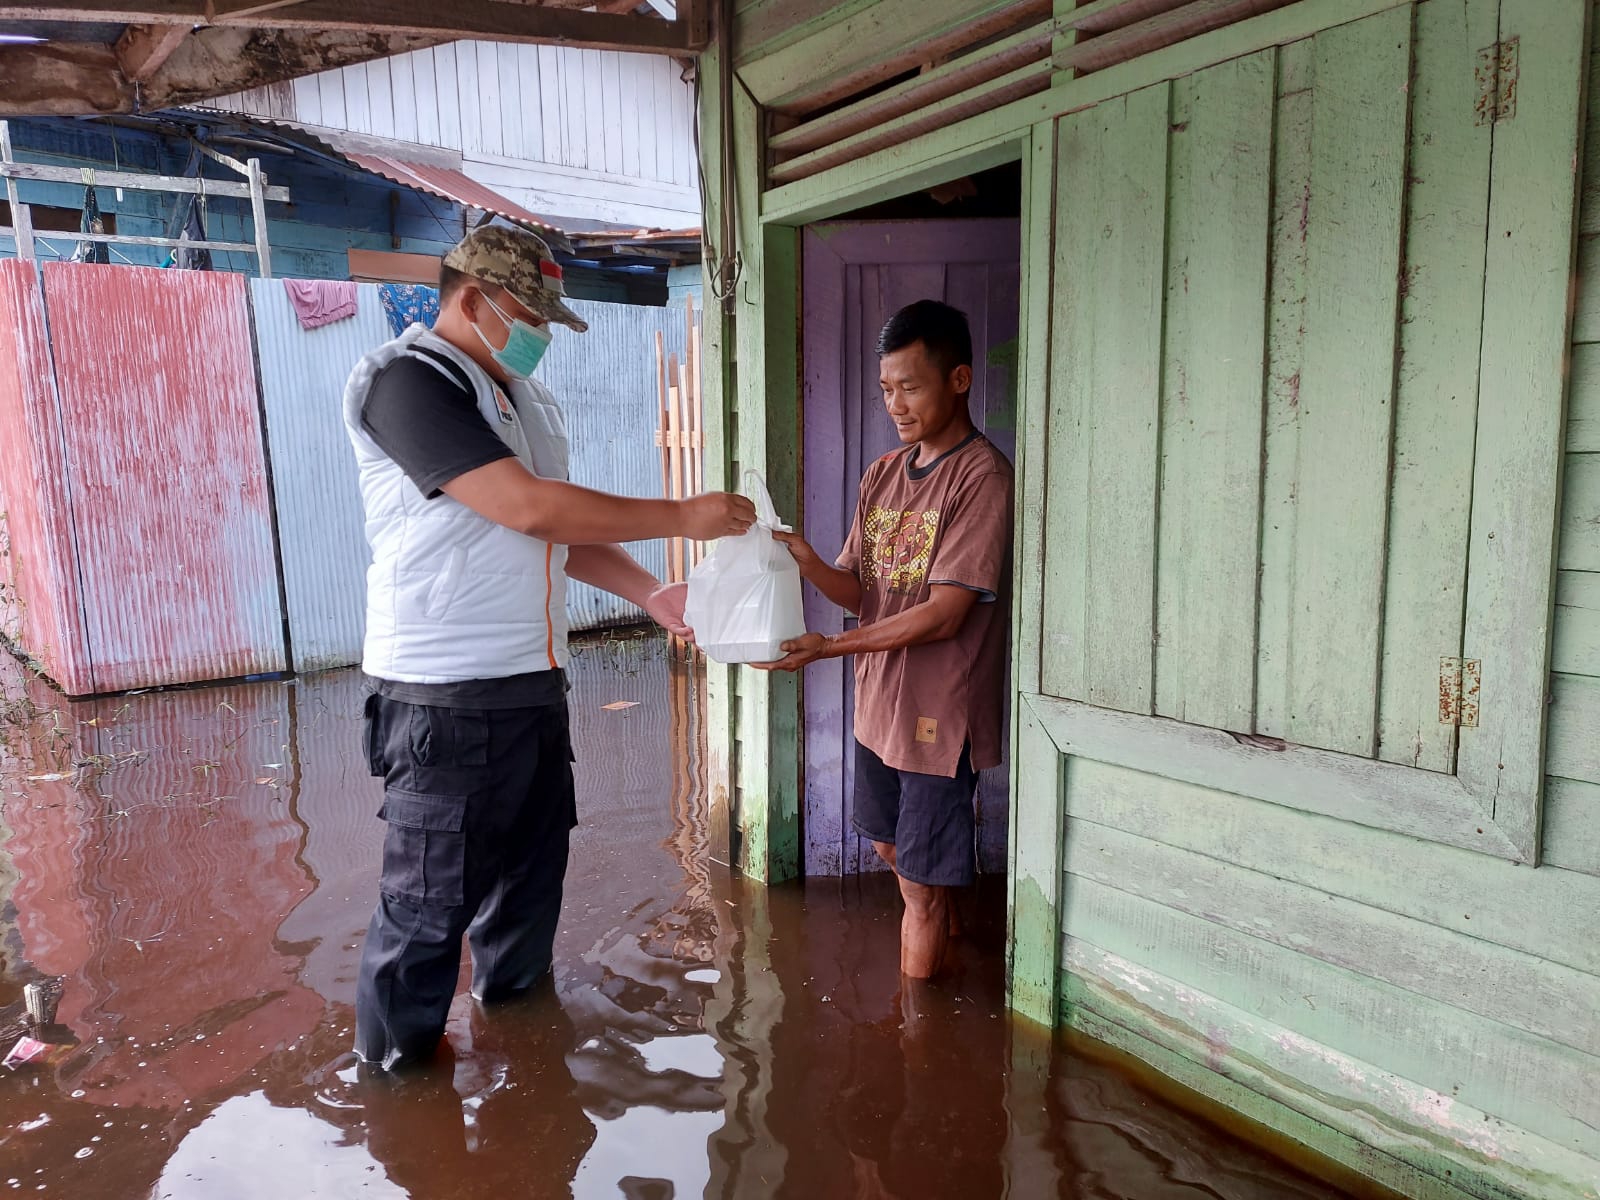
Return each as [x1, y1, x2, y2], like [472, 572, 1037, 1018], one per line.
[378, 789, 467, 907]
[409, 706, 490, 769]
[363, 693, 386, 777]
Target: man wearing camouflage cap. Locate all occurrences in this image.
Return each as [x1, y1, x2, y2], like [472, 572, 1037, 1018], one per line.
[342, 223, 755, 1070]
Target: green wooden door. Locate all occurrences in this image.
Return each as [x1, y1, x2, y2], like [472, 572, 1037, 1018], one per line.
[1022, 0, 1585, 865]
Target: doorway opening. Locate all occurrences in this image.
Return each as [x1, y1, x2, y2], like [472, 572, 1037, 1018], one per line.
[796, 162, 1024, 879]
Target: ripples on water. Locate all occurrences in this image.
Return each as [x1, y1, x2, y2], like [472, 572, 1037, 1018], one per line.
[0, 633, 1384, 1199]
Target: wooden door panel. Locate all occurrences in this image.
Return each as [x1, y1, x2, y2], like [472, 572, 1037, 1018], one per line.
[802, 219, 1021, 876]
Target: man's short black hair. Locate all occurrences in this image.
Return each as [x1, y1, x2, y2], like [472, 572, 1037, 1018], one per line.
[439, 263, 473, 305]
[876, 299, 973, 378]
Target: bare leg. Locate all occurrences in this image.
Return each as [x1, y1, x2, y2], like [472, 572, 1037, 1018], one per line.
[897, 875, 949, 978]
[872, 840, 897, 868]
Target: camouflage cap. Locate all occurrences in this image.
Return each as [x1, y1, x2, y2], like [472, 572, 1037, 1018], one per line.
[443, 224, 589, 333]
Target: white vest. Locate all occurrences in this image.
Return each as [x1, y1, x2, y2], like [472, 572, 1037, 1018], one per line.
[343, 324, 571, 682]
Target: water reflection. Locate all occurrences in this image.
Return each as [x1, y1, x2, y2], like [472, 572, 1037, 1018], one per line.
[0, 635, 1385, 1200]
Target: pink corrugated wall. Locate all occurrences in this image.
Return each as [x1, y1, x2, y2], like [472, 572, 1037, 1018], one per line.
[40, 263, 287, 692]
[0, 260, 94, 693]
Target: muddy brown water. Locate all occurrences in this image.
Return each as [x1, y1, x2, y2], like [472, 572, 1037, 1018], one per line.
[0, 633, 1393, 1200]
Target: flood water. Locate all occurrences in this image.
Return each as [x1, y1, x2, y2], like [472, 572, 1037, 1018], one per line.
[0, 632, 1390, 1199]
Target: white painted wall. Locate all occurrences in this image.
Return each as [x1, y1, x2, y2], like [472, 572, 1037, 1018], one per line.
[214, 42, 700, 230]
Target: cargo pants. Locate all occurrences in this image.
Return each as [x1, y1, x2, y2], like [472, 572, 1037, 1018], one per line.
[355, 692, 577, 1070]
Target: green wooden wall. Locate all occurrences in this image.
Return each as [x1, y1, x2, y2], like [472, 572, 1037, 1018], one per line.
[705, 1, 1600, 1196]
[1552, 27, 1600, 880]
[1026, 5, 1600, 1198]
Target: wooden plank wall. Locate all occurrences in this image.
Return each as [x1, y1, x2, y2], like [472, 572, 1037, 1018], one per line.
[1044, 0, 1571, 800]
[214, 42, 700, 229]
[1046, 6, 1600, 1197]
[1548, 21, 1600, 876]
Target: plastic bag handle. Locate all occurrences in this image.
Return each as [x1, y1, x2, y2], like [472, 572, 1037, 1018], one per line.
[743, 469, 789, 532]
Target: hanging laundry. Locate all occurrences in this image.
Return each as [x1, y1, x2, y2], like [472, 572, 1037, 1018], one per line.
[162, 192, 212, 271]
[159, 147, 212, 271]
[378, 283, 440, 337]
[282, 279, 359, 330]
[70, 186, 110, 264]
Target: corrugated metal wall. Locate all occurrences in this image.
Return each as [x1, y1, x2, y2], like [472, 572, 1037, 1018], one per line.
[251, 280, 388, 671]
[0, 261, 93, 693]
[539, 296, 690, 632]
[41, 264, 287, 692]
[0, 267, 691, 691]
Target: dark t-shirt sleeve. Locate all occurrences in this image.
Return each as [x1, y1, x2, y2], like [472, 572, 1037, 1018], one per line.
[360, 355, 514, 499]
[927, 467, 1012, 600]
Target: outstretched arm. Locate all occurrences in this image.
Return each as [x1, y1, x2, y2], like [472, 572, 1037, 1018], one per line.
[754, 584, 979, 672]
[566, 542, 692, 639]
[771, 530, 863, 615]
[443, 459, 755, 546]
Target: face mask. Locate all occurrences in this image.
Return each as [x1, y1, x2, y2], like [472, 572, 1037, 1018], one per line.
[472, 292, 553, 381]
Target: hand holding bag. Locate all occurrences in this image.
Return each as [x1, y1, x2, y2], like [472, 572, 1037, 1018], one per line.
[682, 471, 807, 663]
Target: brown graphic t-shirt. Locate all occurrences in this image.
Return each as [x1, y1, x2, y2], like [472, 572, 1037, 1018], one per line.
[838, 432, 1014, 778]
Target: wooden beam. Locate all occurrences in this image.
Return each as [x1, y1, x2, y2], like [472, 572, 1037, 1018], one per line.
[1063, 0, 1196, 35]
[769, 21, 1053, 158]
[114, 22, 191, 82]
[252, 1, 694, 51]
[7, 227, 262, 253]
[0, 2, 193, 18]
[0, 160, 290, 201]
[736, 0, 1051, 114]
[767, 59, 1052, 184]
[143, 26, 443, 110]
[247, 154, 271, 276]
[1053, 0, 1299, 73]
[0, 2, 693, 53]
[679, 0, 710, 49]
[0, 26, 440, 115]
[0, 43, 133, 115]
[206, 0, 315, 15]
[0, 122, 35, 261]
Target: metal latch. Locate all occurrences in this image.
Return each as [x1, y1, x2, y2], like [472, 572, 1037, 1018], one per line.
[1475, 37, 1519, 126]
[1439, 657, 1481, 728]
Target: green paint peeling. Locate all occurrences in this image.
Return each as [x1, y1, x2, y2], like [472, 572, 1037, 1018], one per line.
[1008, 873, 1057, 1026]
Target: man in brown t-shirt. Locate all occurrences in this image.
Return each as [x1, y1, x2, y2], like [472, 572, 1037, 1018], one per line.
[760, 299, 1014, 979]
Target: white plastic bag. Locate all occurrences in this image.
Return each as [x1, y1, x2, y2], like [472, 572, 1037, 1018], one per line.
[683, 471, 807, 663]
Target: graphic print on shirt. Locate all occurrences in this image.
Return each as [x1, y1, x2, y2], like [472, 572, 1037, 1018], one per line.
[863, 505, 941, 595]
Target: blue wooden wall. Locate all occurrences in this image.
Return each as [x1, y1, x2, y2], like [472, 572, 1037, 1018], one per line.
[0, 117, 463, 280]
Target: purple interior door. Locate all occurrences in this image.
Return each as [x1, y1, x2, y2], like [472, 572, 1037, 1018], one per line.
[801, 219, 1021, 878]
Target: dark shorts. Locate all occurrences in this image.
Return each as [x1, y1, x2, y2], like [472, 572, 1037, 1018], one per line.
[852, 740, 978, 888]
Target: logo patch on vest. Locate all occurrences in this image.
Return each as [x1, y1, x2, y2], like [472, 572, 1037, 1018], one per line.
[492, 387, 515, 425]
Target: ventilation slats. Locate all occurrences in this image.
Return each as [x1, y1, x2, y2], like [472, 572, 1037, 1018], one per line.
[1061, 0, 1301, 73]
[760, 0, 1312, 188]
[768, 22, 1055, 159]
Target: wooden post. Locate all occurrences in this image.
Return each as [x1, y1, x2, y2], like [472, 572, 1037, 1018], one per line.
[656, 328, 671, 539]
[684, 295, 703, 566]
[690, 312, 705, 503]
[1, 122, 36, 262]
[678, 356, 697, 573]
[667, 352, 687, 590]
[247, 157, 272, 278]
[654, 328, 688, 654]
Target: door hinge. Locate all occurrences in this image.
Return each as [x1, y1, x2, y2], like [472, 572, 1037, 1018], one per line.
[1475, 37, 1519, 126]
[1439, 657, 1481, 728]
